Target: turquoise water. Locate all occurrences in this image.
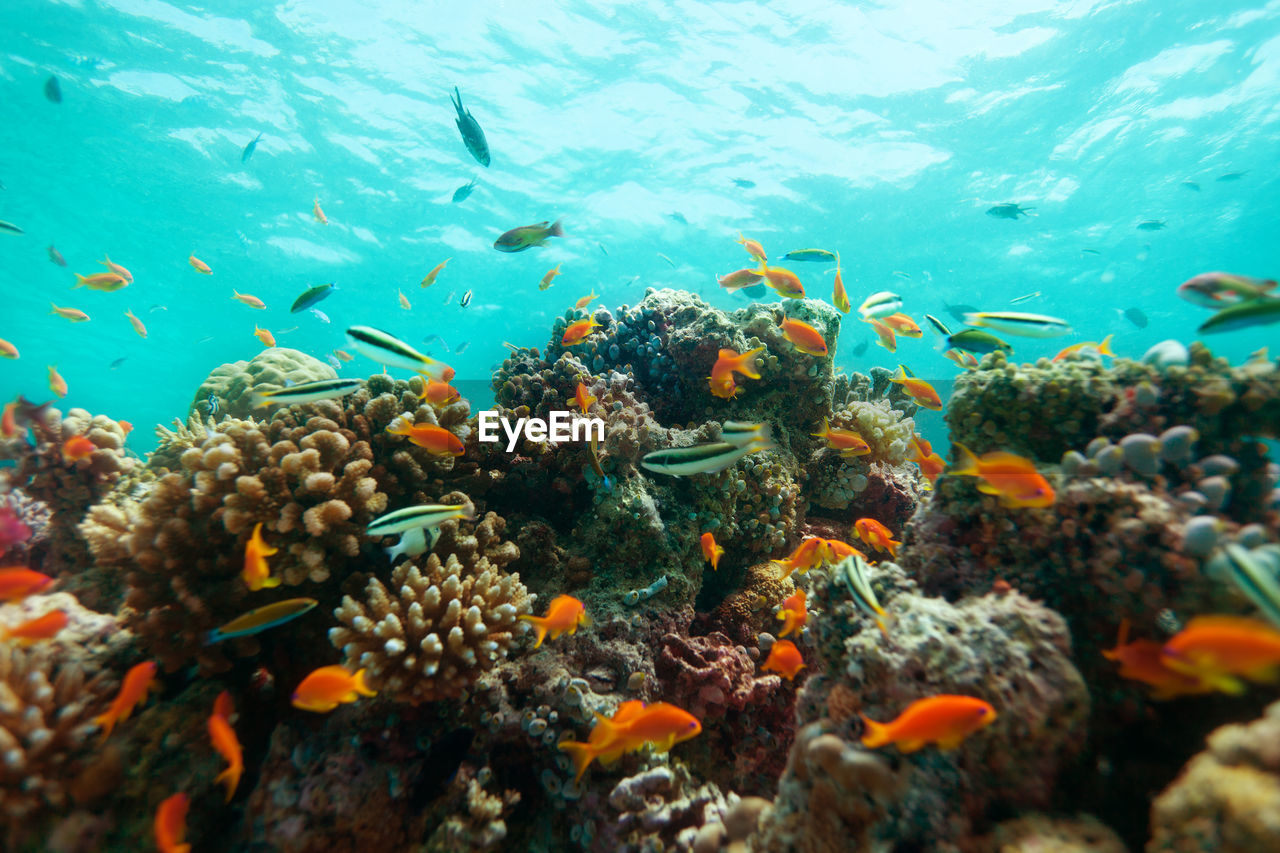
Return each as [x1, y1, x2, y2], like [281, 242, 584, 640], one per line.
[2, 0, 1278, 451]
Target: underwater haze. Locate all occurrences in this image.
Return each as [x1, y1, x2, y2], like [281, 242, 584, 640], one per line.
[2, 0, 1278, 450]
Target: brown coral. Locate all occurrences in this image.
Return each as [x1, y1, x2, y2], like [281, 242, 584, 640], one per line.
[0, 645, 109, 828]
[330, 512, 531, 703]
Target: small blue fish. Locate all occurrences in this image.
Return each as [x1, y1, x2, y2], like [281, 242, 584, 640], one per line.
[452, 178, 477, 203]
[110, 357, 126, 369]
[241, 131, 263, 163]
[207, 393, 220, 416]
[311, 308, 330, 324]
[206, 597, 318, 644]
[455, 340, 470, 354]
[327, 355, 341, 370]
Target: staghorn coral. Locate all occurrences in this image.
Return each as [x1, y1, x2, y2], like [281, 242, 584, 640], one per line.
[0, 644, 110, 830]
[329, 512, 531, 703]
[425, 777, 521, 852]
[1148, 699, 1280, 852]
[190, 347, 337, 420]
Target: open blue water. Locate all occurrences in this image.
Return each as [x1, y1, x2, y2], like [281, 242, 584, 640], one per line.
[2, 0, 1278, 452]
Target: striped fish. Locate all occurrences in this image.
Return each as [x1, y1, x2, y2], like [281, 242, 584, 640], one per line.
[924, 314, 951, 337]
[206, 598, 317, 644]
[641, 437, 774, 476]
[252, 378, 364, 408]
[962, 311, 1072, 338]
[367, 504, 474, 537]
[835, 553, 889, 638]
[346, 326, 453, 380]
[858, 291, 901, 320]
[1216, 544, 1280, 627]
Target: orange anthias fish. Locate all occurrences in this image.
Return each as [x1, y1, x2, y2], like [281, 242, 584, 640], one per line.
[908, 440, 946, 487]
[1, 609, 69, 642]
[419, 379, 460, 406]
[771, 537, 825, 578]
[94, 660, 158, 740]
[334, 349, 354, 362]
[854, 518, 901, 559]
[811, 418, 870, 457]
[861, 695, 997, 752]
[119, 420, 134, 437]
[700, 532, 724, 571]
[708, 346, 764, 399]
[890, 367, 943, 411]
[0, 337, 17, 359]
[386, 418, 465, 456]
[242, 522, 280, 592]
[777, 589, 807, 638]
[562, 318, 602, 346]
[0, 567, 55, 601]
[574, 290, 598, 310]
[50, 303, 90, 322]
[313, 196, 328, 224]
[822, 538, 867, 564]
[48, 365, 68, 398]
[951, 443, 1055, 508]
[737, 233, 767, 263]
[1162, 616, 1280, 694]
[253, 326, 276, 347]
[1102, 620, 1213, 700]
[944, 349, 980, 370]
[752, 265, 805, 298]
[154, 792, 190, 853]
[832, 258, 850, 314]
[574, 382, 597, 414]
[188, 254, 212, 274]
[398, 289, 411, 310]
[881, 313, 922, 338]
[558, 700, 701, 783]
[866, 318, 897, 353]
[125, 308, 148, 338]
[232, 290, 266, 309]
[99, 254, 134, 283]
[539, 264, 562, 291]
[1053, 334, 1114, 363]
[292, 665, 377, 713]
[519, 594, 588, 649]
[717, 268, 766, 292]
[208, 692, 243, 801]
[74, 271, 127, 291]
[761, 639, 806, 680]
[420, 258, 450, 288]
[62, 434, 96, 462]
[1, 402, 18, 438]
[781, 318, 828, 356]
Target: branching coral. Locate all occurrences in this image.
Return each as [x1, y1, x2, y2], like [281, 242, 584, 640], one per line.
[0, 645, 110, 827]
[330, 512, 531, 703]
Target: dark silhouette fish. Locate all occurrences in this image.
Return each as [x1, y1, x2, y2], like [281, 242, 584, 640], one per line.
[451, 178, 477, 203]
[1181, 180, 1200, 191]
[986, 203, 1033, 220]
[1137, 219, 1166, 231]
[241, 132, 263, 163]
[851, 339, 869, 357]
[732, 178, 756, 188]
[666, 212, 688, 225]
[110, 357, 126, 369]
[1216, 171, 1248, 182]
[47, 245, 67, 266]
[1124, 307, 1148, 328]
[450, 87, 490, 167]
[945, 302, 979, 323]
[44, 75, 61, 103]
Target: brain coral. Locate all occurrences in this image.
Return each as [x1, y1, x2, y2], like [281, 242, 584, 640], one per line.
[329, 512, 531, 703]
[190, 347, 337, 420]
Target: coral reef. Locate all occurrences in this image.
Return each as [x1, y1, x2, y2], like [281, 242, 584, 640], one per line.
[971, 813, 1127, 852]
[0, 490, 49, 565]
[190, 347, 337, 420]
[329, 512, 531, 703]
[1148, 699, 1280, 852]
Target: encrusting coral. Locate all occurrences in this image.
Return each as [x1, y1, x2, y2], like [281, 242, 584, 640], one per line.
[329, 512, 531, 703]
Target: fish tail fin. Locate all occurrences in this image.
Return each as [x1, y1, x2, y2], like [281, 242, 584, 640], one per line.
[72, 275, 86, 289]
[951, 442, 980, 477]
[810, 417, 831, 440]
[261, 576, 282, 589]
[737, 346, 765, 379]
[548, 220, 564, 239]
[518, 616, 548, 648]
[859, 714, 891, 748]
[92, 711, 116, 742]
[215, 765, 241, 802]
[557, 739, 596, 783]
[351, 668, 378, 698]
[1098, 334, 1115, 356]
[891, 365, 907, 383]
